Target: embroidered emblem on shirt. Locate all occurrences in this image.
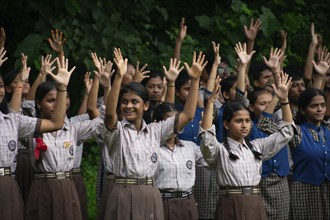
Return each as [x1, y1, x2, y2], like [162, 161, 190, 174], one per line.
[69, 146, 74, 156]
[186, 160, 193, 170]
[8, 140, 16, 151]
[151, 152, 157, 163]
[63, 141, 71, 149]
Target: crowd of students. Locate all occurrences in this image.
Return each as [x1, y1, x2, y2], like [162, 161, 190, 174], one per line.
[0, 17, 329, 220]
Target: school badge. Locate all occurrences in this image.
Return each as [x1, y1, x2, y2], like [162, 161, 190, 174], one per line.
[8, 140, 16, 151]
[151, 152, 158, 163]
[186, 160, 193, 170]
[69, 146, 74, 156]
[63, 141, 71, 149]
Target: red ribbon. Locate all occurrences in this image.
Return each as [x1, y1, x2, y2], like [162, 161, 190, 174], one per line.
[34, 138, 47, 160]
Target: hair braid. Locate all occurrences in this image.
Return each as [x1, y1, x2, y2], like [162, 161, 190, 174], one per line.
[223, 129, 239, 160]
[244, 135, 262, 160]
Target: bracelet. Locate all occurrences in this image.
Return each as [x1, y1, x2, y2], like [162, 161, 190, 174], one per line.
[57, 88, 67, 92]
[280, 102, 289, 106]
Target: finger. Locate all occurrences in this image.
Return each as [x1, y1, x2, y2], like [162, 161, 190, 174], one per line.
[68, 66, 76, 74]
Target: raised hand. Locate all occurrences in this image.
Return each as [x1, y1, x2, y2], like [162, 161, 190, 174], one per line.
[310, 23, 318, 46]
[312, 50, 330, 76]
[178, 17, 187, 41]
[41, 54, 56, 78]
[84, 72, 93, 94]
[184, 51, 208, 80]
[272, 71, 292, 101]
[96, 59, 114, 89]
[0, 28, 6, 49]
[0, 47, 8, 67]
[280, 30, 287, 50]
[163, 58, 184, 82]
[113, 48, 128, 77]
[48, 29, 66, 54]
[212, 41, 221, 66]
[209, 75, 221, 103]
[263, 48, 283, 71]
[132, 61, 150, 83]
[19, 53, 31, 82]
[47, 56, 75, 87]
[91, 52, 101, 71]
[244, 18, 261, 41]
[235, 42, 255, 65]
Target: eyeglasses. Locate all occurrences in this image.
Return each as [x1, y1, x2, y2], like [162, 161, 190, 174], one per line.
[217, 67, 233, 74]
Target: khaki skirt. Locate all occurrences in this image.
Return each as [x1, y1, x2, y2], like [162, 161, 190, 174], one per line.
[72, 172, 88, 220]
[162, 194, 198, 220]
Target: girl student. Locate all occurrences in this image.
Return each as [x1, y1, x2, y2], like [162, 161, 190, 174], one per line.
[288, 88, 330, 219]
[0, 56, 73, 220]
[23, 63, 103, 220]
[199, 70, 294, 219]
[152, 102, 207, 220]
[103, 48, 207, 220]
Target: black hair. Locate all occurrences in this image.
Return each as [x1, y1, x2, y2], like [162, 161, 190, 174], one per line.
[35, 81, 57, 118]
[295, 88, 325, 125]
[119, 82, 149, 104]
[152, 102, 177, 122]
[222, 102, 262, 160]
[175, 70, 190, 91]
[3, 69, 20, 101]
[0, 72, 9, 114]
[250, 63, 271, 82]
[141, 70, 164, 86]
[283, 65, 303, 79]
[220, 75, 237, 95]
[247, 88, 273, 119]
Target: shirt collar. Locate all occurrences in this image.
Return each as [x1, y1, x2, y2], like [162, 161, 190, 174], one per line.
[227, 137, 248, 150]
[122, 117, 148, 132]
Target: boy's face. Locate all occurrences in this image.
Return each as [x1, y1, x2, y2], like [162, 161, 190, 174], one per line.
[253, 69, 273, 89]
[223, 82, 237, 102]
[289, 79, 305, 104]
[145, 77, 164, 103]
[176, 80, 191, 103]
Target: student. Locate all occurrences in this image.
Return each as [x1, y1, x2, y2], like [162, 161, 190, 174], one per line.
[153, 103, 207, 220]
[0, 56, 73, 220]
[199, 71, 294, 219]
[103, 48, 206, 220]
[289, 88, 330, 220]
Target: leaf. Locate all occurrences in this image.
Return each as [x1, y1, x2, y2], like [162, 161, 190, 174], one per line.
[195, 15, 215, 31]
[260, 7, 281, 38]
[155, 6, 168, 21]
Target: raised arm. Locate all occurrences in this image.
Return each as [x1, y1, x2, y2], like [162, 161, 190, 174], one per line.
[235, 42, 255, 92]
[39, 56, 75, 132]
[132, 61, 150, 83]
[304, 23, 318, 84]
[173, 17, 187, 60]
[163, 58, 184, 103]
[279, 30, 287, 69]
[0, 47, 8, 67]
[0, 27, 6, 49]
[263, 47, 284, 86]
[206, 41, 221, 92]
[48, 29, 66, 62]
[76, 72, 93, 115]
[104, 48, 127, 129]
[244, 18, 261, 55]
[311, 49, 330, 89]
[177, 52, 208, 131]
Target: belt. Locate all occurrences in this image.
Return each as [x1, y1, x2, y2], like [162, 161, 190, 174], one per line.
[0, 167, 11, 176]
[18, 148, 30, 154]
[114, 177, 154, 185]
[160, 190, 192, 199]
[72, 168, 81, 174]
[220, 186, 260, 195]
[34, 172, 71, 180]
[106, 173, 115, 180]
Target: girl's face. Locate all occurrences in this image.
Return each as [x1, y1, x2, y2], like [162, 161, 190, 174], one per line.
[120, 92, 149, 125]
[7, 74, 30, 95]
[250, 92, 273, 117]
[301, 95, 326, 126]
[37, 89, 57, 119]
[176, 80, 191, 103]
[224, 110, 251, 143]
[0, 77, 5, 104]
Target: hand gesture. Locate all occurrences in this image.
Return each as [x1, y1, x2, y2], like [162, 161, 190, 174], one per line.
[312, 50, 330, 76]
[19, 53, 31, 82]
[177, 17, 187, 41]
[244, 18, 261, 41]
[91, 52, 101, 71]
[0, 28, 6, 49]
[84, 72, 93, 94]
[280, 30, 287, 50]
[48, 29, 66, 54]
[235, 42, 255, 65]
[0, 47, 8, 67]
[113, 48, 128, 77]
[184, 51, 208, 80]
[40, 54, 56, 78]
[209, 75, 221, 103]
[94, 58, 114, 89]
[47, 56, 75, 87]
[317, 46, 328, 63]
[163, 58, 184, 82]
[263, 48, 283, 71]
[272, 71, 292, 101]
[212, 41, 221, 65]
[310, 23, 318, 46]
[132, 61, 150, 83]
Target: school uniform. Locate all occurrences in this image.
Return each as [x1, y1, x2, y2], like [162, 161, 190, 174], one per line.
[251, 113, 291, 220]
[25, 116, 103, 220]
[289, 121, 330, 220]
[199, 122, 294, 220]
[154, 138, 207, 220]
[102, 114, 180, 220]
[0, 111, 40, 220]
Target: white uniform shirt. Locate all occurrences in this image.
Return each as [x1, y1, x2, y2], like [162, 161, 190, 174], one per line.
[199, 122, 294, 187]
[154, 139, 207, 192]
